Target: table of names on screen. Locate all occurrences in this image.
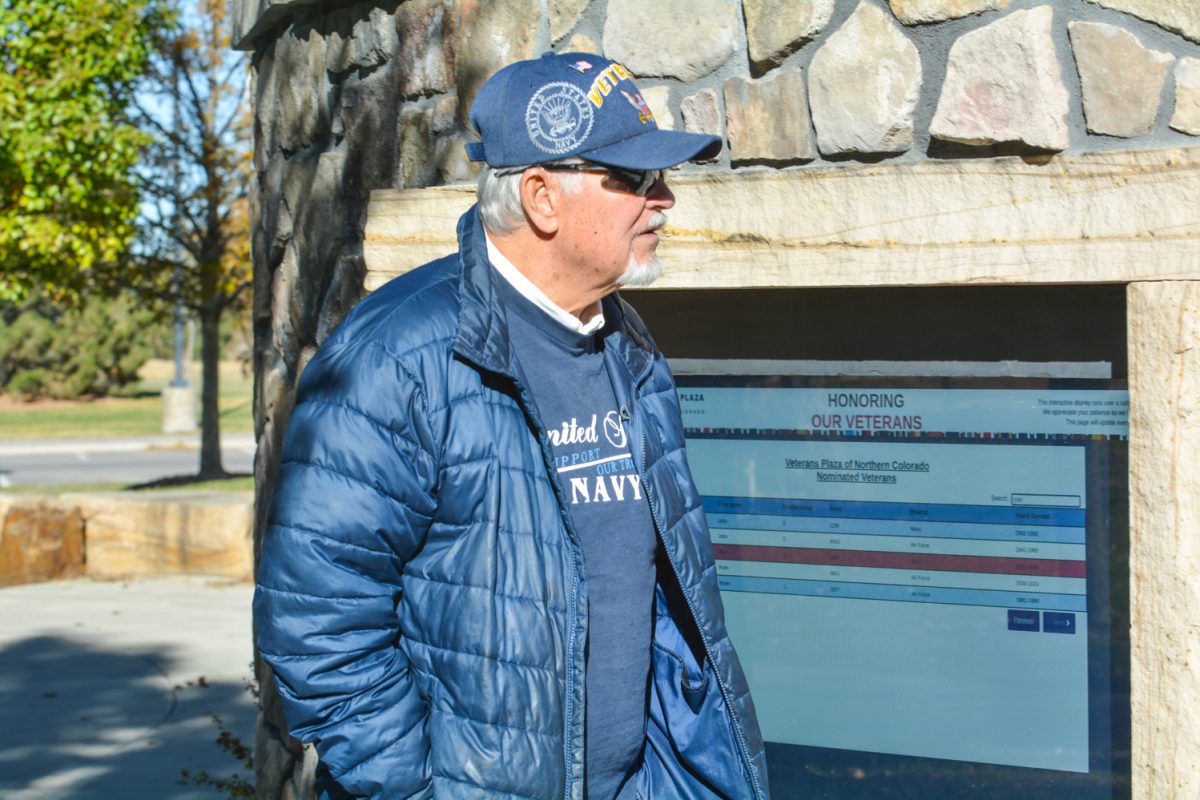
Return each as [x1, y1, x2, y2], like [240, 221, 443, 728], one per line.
[685, 439, 1088, 614]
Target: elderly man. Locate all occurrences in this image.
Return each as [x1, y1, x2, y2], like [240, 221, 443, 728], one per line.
[254, 52, 769, 800]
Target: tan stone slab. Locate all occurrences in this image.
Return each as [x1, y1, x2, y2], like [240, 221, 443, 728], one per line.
[640, 86, 674, 130]
[743, 0, 835, 71]
[931, 6, 1070, 151]
[0, 497, 84, 586]
[454, 0, 539, 125]
[603, 0, 739, 81]
[564, 32, 601, 55]
[1172, 57, 1200, 136]
[1069, 21, 1174, 138]
[1127, 280, 1200, 800]
[550, 0, 591, 44]
[808, 1, 921, 155]
[889, 0, 1011, 25]
[70, 492, 254, 581]
[681, 88, 722, 138]
[1087, 0, 1200, 44]
[396, 0, 459, 97]
[364, 148, 1200, 291]
[724, 67, 816, 164]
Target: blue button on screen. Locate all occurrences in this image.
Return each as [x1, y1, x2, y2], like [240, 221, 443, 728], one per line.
[1008, 610, 1040, 632]
[1043, 612, 1077, 634]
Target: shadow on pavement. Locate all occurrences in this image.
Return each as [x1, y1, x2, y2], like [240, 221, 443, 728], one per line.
[0, 635, 255, 799]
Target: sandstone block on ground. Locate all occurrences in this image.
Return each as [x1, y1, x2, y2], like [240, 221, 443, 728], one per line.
[0, 498, 84, 586]
[889, 0, 1011, 25]
[930, 6, 1069, 151]
[1171, 57, 1200, 135]
[681, 88, 722, 138]
[396, 0, 458, 97]
[725, 68, 815, 164]
[1070, 21, 1173, 138]
[809, 1, 921, 154]
[455, 0, 538, 125]
[1087, 0, 1200, 44]
[550, 0, 591, 43]
[604, 0, 738, 81]
[75, 492, 254, 580]
[743, 0, 834, 71]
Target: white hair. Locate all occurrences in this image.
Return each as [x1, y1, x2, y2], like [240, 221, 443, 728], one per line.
[476, 163, 584, 234]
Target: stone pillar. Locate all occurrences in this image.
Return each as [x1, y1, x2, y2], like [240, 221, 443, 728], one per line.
[1126, 280, 1200, 799]
[161, 385, 198, 433]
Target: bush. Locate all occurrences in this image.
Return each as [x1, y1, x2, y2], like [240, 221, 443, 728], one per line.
[0, 293, 159, 400]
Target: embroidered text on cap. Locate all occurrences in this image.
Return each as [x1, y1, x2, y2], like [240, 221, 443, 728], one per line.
[525, 82, 595, 156]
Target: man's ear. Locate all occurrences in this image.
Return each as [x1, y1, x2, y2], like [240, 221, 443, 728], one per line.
[520, 168, 560, 236]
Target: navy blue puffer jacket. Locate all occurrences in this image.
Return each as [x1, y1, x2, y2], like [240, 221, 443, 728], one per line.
[254, 207, 769, 799]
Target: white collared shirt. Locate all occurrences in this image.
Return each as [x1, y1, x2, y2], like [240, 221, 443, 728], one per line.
[485, 233, 606, 335]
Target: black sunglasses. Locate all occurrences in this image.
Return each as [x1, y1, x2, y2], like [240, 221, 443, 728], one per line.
[531, 163, 667, 196]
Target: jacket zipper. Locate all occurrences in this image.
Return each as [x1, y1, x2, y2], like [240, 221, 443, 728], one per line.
[499, 366, 585, 800]
[636, 423, 765, 800]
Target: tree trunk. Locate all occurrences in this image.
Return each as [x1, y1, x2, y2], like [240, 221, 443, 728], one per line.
[198, 308, 225, 478]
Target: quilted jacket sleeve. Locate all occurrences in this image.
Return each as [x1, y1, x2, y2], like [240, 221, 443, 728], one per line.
[254, 336, 440, 798]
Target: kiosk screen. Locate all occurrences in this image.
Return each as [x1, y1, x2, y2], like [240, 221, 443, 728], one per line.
[677, 375, 1129, 799]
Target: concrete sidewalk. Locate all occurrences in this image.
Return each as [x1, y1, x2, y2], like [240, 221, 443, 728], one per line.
[0, 577, 256, 799]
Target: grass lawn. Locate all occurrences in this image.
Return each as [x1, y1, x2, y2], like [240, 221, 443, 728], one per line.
[0, 359, 252, 441]
[0, 474, 256, 495]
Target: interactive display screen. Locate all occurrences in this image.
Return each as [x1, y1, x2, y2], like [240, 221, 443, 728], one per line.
[677, 374, 1129, 799]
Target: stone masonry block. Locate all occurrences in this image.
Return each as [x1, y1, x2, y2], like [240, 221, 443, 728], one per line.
[1171, 57, 1200, 135]
[889, 0, 1011, 25]
[930, 6, 1070, 151]
[0, 498, 84, 586]
[563, 33, 600, 54]
[398, 105, 437, 188]
[640, 86, 674, 130]
[272, 20, 331, 153]
[550, 0, 591, 44]
[1087, 0, 1200, 44]
[455, 0, 539, 126]
[75, 492, 254, 580]
[681, 88, 722, 138]
[326, 5, 397, 76]
[809, 0, 921, 155]
[743, 0, 834, 72]
[396, 0, 459, 98]
[725, 67, 815, 164]
[1070, 21, 1174, 138]
[604, 0, 739, 82]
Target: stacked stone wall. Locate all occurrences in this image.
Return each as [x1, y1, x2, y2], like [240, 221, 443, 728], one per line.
[234, 0, 1200, 796]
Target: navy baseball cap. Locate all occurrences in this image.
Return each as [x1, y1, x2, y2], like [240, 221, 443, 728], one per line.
[465, 51, 721, 170]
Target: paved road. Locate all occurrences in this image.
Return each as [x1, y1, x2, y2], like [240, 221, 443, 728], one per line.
[0, 434, 255, 487]
[0, 577, 256, 799]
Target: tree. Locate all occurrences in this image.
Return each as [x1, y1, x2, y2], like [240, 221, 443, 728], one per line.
[137, 0, 252, 478]
[0, 1, 166, 300]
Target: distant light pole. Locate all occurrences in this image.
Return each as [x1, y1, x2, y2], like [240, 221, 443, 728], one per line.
[161, 54, 195, 434]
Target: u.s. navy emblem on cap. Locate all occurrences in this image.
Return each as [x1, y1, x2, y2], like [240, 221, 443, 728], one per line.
[525, 82, 594, 155]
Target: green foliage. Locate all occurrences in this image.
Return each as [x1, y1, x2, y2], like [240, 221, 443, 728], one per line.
[0, 1, 169, 299]
[178, 716, 254, 798]
[0, 294, 157, 400]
